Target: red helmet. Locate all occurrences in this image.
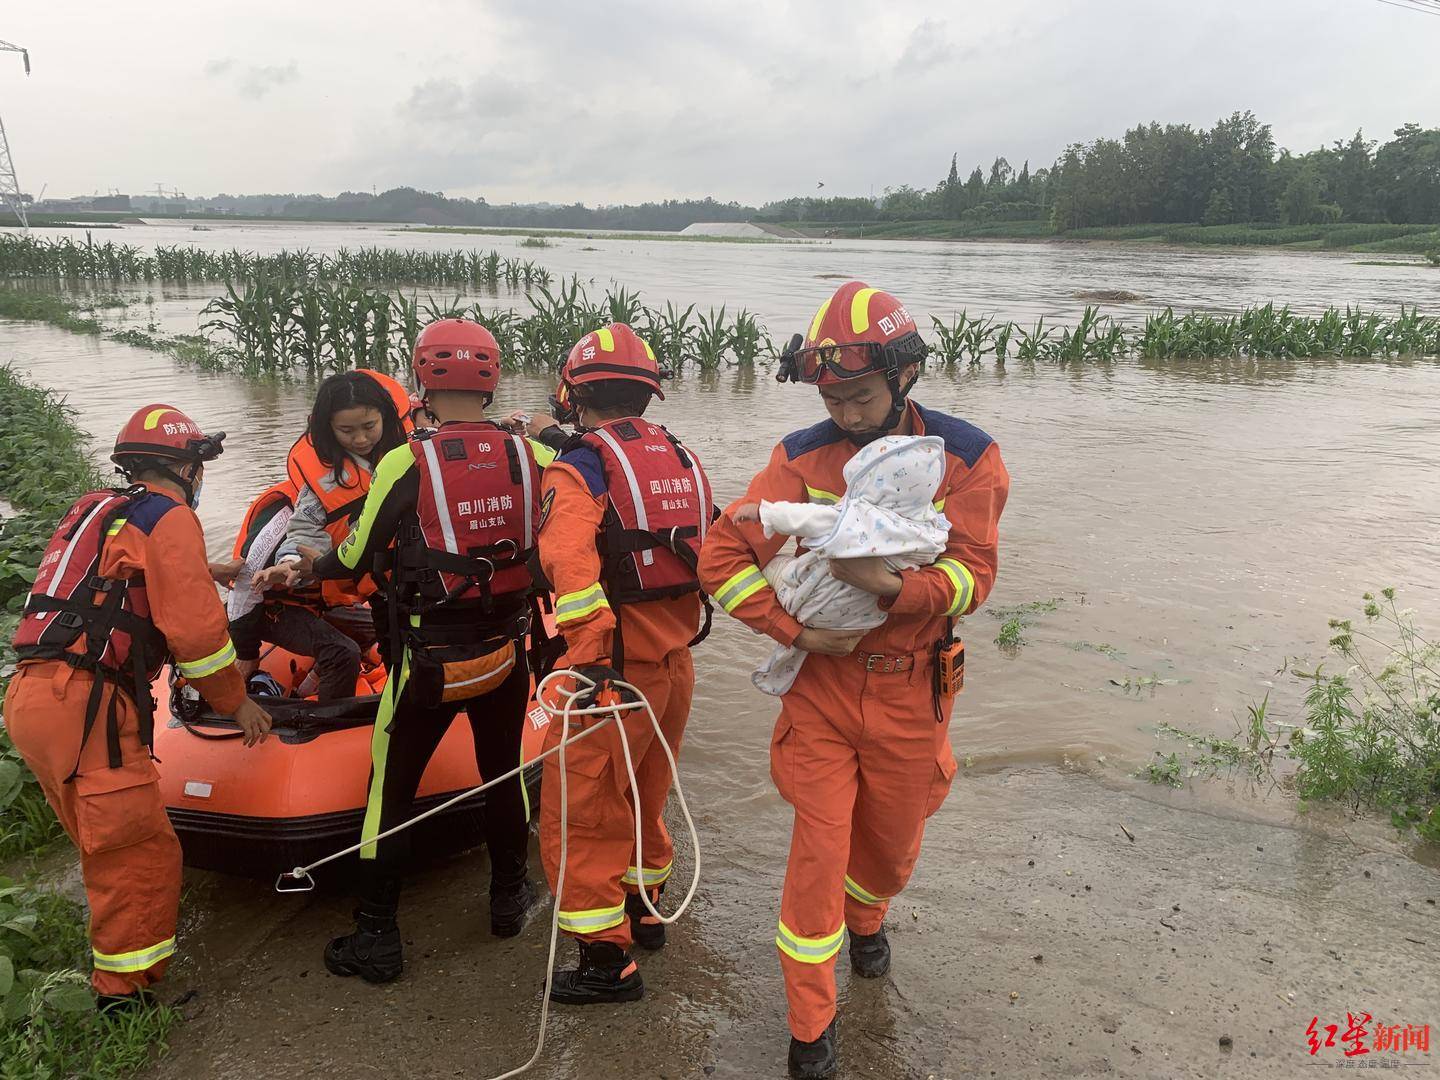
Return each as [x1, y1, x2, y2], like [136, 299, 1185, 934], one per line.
[412, 318, 502, 394]
[112, 404, 225, 465]
[551, 324, 664, 424]
[779, 281, 924, 385]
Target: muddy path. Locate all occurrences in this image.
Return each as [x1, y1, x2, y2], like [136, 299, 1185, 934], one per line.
[144, 768, 1438, 1079]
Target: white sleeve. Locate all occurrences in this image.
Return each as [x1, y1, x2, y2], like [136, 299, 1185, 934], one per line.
[759, 499, 839, 540]
[274, 484, 334, 562]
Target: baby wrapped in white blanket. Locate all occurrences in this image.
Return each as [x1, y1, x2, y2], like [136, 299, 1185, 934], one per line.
[748, 435, 950, 695]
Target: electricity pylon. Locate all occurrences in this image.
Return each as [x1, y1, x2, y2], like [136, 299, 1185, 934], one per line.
[0, 40, 31, 232]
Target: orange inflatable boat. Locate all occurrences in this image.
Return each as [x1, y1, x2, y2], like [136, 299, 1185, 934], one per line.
[155, 642, 553, 881]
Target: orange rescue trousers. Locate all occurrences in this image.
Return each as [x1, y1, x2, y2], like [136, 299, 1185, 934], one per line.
[771, 651, 957, 1043]
[4, 662, 181, 996]
[540, 649, 693, 949]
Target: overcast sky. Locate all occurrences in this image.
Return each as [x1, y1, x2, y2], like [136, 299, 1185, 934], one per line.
[5, 0, 1437, 205]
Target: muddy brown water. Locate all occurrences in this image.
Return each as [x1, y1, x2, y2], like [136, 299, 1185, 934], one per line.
[2, 227, 1439, 1077]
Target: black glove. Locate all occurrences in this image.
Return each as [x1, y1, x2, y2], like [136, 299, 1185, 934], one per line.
[571, 664, 637, 709]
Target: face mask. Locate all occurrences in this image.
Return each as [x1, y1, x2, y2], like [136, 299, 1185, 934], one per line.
[188, 477, 204, 510]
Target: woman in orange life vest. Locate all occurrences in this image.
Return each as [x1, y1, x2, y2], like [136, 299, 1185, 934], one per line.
[248, 371, 411, 686]
[282, 320, 550, 982]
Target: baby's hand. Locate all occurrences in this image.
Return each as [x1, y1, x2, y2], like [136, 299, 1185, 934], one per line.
[730, 502, 761, 524]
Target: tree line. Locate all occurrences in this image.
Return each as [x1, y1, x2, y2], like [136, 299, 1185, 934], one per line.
[756, 114, 1440, 230]
[186, 113, 1439, 232]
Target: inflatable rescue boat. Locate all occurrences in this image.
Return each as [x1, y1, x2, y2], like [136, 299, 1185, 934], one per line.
[154, 643, 552, 880]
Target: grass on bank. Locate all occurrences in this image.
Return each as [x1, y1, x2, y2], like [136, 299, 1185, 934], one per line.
[783, 218, 1440, 253]
[0, 368, 173, 1074]
[404, 224, 801, 244]
[1149, 591, 1440, 845]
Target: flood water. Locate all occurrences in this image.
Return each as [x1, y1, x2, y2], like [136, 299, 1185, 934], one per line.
[4, 224, 1440, 1078]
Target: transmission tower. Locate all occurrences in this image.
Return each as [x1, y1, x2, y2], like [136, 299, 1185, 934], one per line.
[0, 39, 30, 232]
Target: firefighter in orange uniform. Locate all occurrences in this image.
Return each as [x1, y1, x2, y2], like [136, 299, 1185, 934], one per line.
[698, 282, 1009, 1078]
[537, 323, 713, 1004]
[4, 405, 271, 1012]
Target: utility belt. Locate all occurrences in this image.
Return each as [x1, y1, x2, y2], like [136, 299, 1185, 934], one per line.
[14, 646, 161, 777]
[851, 620, 965, 723]
[399, 598, 534, 709]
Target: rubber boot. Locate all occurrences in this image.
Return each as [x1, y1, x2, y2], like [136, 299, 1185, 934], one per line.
[490, 879, 539, 938]
[324, 905, 404, 984]
[788, 1019, 838, 1079]
[96, 988, 159, 1015]
[549, 940, 644, 1005]
[849, 926, 891, 979]
[625, 888, 666, 951]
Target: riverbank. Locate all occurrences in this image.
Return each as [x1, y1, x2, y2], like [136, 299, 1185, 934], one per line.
[779, 219, 1440, 255]
[403, 224, 805, 244]
[143, 767, 1439, 1079]
[0, 366, 176, 1076]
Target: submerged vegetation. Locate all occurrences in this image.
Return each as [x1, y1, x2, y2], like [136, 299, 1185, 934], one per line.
[194, 275, 773, 376]
[1151, 591, 1440, 845]
[0, 234, 552, 290]
[929, 304, 1440, 366]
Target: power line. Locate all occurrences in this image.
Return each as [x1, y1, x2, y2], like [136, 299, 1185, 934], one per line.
[1370, 0, 1440, 16]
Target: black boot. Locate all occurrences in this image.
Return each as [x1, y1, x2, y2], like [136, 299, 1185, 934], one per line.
[788, 1019, 838, 1079]
[96, 988, 159, 1015]
[324, 906, 403, 984]
[849, 926, 891, 978]
[490, 879, 539, 938]
[625, 889, 666, 951]
[549, 940, 644, 1005]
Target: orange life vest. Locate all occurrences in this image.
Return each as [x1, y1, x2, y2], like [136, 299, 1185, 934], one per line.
[283, 370, 415, 605]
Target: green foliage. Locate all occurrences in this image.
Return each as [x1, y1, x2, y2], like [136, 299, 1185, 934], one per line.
[0, 234, 553, 291]
[994, 616, 1024, 649]
[1283, 593, 1440, 842]
[1153, 592, 1440, 843]
[0, 366, 105, 859]
[991, 598, 1063, 651]
[1427, 249, 1440, 267]
[191, 273, 772, 376]
[0, 880, 174, 1077]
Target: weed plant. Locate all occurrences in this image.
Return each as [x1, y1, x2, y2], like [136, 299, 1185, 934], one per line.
[1150, 590, 1440, 843]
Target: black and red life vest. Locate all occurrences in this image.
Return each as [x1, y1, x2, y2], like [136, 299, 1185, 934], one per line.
[577, 417, 713, 604]
[393, 422, 542, 614]
[12, 487, 170, 774]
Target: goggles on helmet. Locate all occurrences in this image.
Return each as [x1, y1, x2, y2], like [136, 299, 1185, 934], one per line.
[777, 338, 889, 384]
[549, 381, 579, 425]
[189, 431, 227, 462]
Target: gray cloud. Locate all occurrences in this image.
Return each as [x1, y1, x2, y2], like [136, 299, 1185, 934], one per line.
[12, 0, 1440, 202]
[237, 62, 300, 100]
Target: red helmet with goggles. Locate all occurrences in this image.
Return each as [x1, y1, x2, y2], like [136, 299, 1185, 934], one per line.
[778, 281, 925, 386]
[112, 404, 225, 466]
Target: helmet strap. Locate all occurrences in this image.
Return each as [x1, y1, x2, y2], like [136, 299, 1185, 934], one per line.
[118, 459, 199, 507]
[878, 366, 919, 434]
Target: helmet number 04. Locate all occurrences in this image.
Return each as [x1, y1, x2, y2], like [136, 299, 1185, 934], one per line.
[455, 348, 471, 360]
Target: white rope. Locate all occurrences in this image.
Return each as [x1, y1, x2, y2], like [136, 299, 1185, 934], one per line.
[274, 668, 701, 1079]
